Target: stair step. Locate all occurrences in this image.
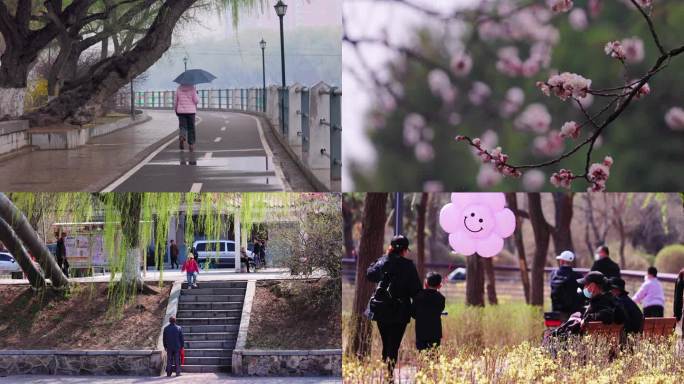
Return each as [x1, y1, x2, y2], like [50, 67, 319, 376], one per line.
[184, 348, 233, 358]
[177, 309, 242, 318]
[181, 364, 231, 373]
[185, 340, 236, 349]
[179, 295, 244, 303]
[183, 324, 238, 333]
[181, 288, 246, 295]
[177, 302, 243, 311]
[185, 332, 238, 341]
[182, 281, 246, 289]
[177, 317, 241, 326]
[184, 356, 232, 366]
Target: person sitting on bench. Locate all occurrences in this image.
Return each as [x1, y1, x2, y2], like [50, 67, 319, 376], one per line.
[553, 271, 625, 336]
[608, 277, 643, 334]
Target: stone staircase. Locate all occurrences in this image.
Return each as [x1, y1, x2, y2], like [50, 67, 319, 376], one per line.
[176, 280, 246, 373]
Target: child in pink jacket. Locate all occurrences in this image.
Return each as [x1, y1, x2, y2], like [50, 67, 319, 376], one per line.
[174, 84, 199, 151]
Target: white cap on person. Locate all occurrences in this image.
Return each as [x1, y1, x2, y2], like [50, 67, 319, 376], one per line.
[556, 250, 575, 262]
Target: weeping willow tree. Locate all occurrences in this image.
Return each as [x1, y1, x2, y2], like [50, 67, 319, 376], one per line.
[3, 192, 335, 312]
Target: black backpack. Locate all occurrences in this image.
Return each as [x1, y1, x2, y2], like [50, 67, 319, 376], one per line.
[368, 271, 403, 322]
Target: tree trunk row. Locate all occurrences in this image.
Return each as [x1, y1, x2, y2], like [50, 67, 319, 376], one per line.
[346, 193, 388, 358]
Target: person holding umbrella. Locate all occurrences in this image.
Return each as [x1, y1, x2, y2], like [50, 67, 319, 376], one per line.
[173, 68, 216, 152]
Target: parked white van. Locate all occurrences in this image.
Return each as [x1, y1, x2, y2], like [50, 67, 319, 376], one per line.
[191, 240, 255, 269]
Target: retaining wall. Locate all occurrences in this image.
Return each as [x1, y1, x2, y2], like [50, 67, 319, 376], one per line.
[0, 120, 29, 155]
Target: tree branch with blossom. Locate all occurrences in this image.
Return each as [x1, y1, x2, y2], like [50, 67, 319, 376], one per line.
[345, 0, 684, 191]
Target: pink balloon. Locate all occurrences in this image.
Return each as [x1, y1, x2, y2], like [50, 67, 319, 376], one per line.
[439, 193, 516, 257]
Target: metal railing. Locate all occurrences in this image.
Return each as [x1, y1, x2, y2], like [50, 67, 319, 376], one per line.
[128, 88, 267, 112]
[342, 258, 680, 283]
[122, 82, 341, 191]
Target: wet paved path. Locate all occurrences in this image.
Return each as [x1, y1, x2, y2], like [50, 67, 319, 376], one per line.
[0, 111, 177, 191]
[103, 111, 286, 192]
[0, 374, 340, 383]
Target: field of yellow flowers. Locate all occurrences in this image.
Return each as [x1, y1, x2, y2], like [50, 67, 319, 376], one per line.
[342, 303, 684, 383]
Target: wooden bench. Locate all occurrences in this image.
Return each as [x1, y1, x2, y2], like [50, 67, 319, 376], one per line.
[582, 321, 624, 340]
[642, 317, 677, 337]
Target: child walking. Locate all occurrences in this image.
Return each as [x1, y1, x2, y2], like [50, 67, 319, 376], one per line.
[181, 253, 200, 288]
[411, 272, 446, 351]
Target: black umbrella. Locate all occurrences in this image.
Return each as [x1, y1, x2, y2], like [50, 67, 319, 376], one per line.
[173, 69, 217, 85]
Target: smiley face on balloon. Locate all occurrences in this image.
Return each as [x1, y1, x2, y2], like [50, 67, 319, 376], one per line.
[439, 193, 516, 257]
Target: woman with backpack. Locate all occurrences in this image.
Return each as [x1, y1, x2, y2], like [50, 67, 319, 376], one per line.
[365, 235, 421, 381]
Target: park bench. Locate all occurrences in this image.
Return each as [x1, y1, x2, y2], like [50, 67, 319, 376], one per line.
[642, 317, 677, 337]
[582, 321, 624, 340]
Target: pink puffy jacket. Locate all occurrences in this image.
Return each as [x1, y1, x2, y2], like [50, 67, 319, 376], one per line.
[175, 85, 199, 114]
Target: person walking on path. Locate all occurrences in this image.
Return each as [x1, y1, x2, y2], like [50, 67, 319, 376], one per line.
[181, 253, 200, 288]
[550, 251, 585, 323]
[411, 271, 445, 351]
[170, 240, 179, 269]
[259, 240, 266, 268]
[240, 247, 251, 273]
[163, 316, 184, 377]
[174, 84, 199, 152]
[674, 268, 684, 335]
[55, 232, 69, 276]
[633, 266, 666, 317]
[608, 277, 644, 334]
[366, 235, 422, 382]
[590, 245, 621, 280]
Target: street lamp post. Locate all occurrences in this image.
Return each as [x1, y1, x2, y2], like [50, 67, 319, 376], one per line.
[274, 0, 287, 134]
[260, 38, 267, 112]
[183, 57, 188, 71]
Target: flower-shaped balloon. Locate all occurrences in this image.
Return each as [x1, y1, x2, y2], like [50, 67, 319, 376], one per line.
[439, 193, 516, 257]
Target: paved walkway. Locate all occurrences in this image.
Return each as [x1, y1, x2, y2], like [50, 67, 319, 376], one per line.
[0, 111, 176, 191]
[0, 110, 318, 192]
[0, 268, 325, 285]
[103, 111, 288, 192]
[0, 374, 341, 383]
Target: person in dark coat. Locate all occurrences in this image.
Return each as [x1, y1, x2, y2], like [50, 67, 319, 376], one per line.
[549, 251, 585, 322]
[252, 240, 262, 268]
[608, 277, 643, 334]
[590, 245, 621, 280]
[674, 269, 684, 335]
[55, 232, 69, 276]
[366, 235, 421, 381]
[411, 272, 445, 351]
[163, 316, 184, 377]
[169, 240, 179, 269]
[578, 271, 626, 327]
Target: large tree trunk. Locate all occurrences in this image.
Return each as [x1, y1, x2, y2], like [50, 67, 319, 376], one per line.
[483, 256, 497, 305]
[342, 195, 355, 259]
[0, 193, 69, 289]
[551, 192, 574, 254]
[415, 192, 428, 279]
[426, 194, 440, 262]
[346, 193, 388, 359]
[24, 0, 198, 126]
[466, 254, 485, 306]
[505, 193, 530, 303]
[527, 193, 550, 307]
[0, 0, 93, 117]
[0, 218, 46, 289]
